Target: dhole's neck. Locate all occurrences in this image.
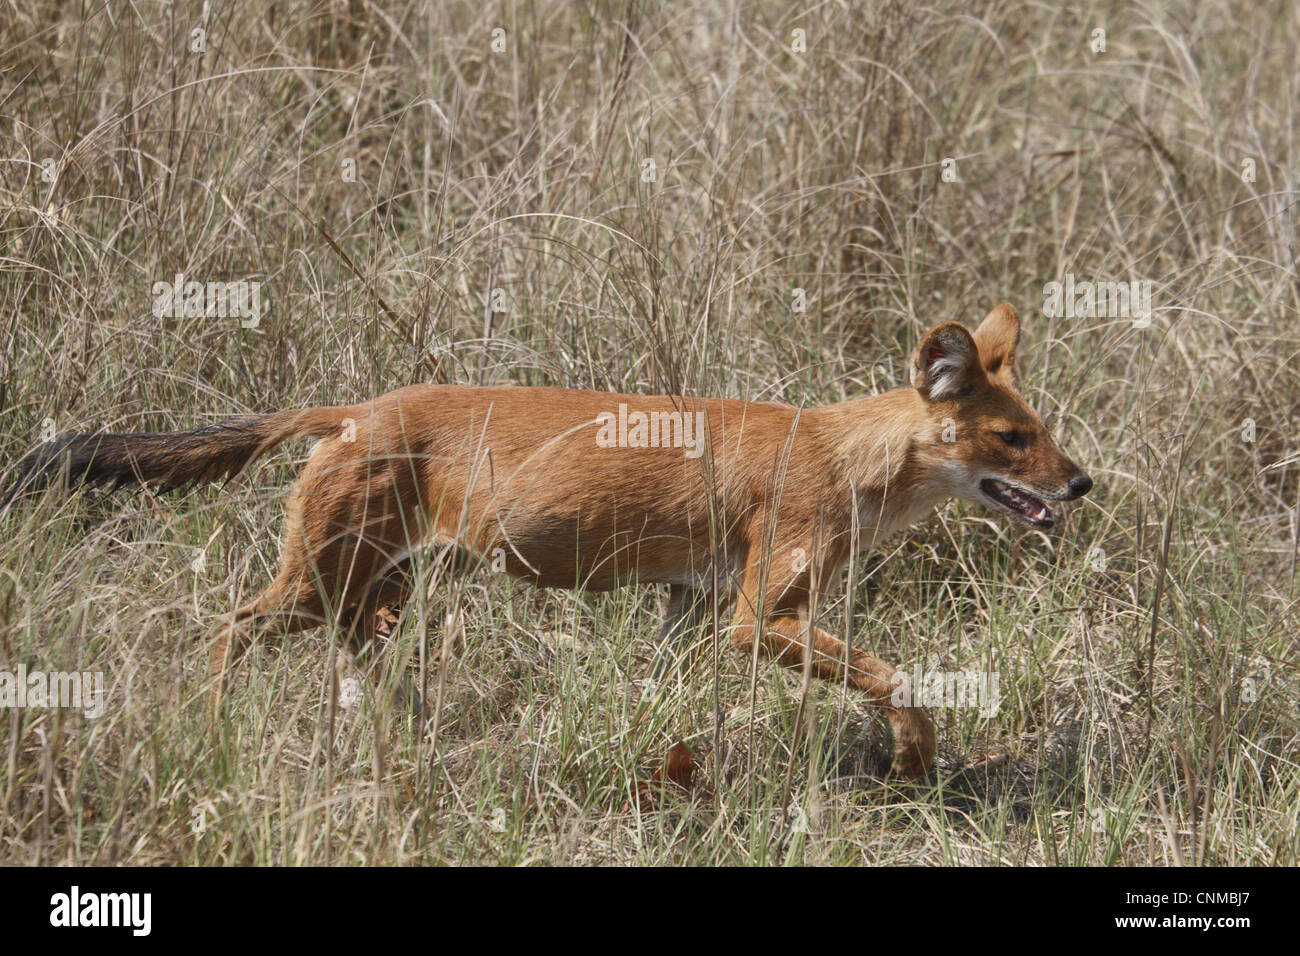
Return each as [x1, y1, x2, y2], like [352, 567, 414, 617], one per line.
[809, 389, 924, 484]
[808, 388, 951, 537]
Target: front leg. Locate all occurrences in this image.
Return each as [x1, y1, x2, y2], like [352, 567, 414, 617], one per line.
[728, 547, 935, 779]
[649, 584, 711, 682]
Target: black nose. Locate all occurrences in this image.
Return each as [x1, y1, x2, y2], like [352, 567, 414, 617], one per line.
[1067, 474, 1093, 499]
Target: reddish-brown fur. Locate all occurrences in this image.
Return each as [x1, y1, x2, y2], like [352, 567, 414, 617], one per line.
[10, 303, 1090, 778]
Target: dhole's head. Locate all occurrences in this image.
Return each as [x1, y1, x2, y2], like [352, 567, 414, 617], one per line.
[910, 303, 1092, 528]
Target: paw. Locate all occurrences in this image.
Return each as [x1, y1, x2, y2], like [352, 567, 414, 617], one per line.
[889, 708, 936, 780]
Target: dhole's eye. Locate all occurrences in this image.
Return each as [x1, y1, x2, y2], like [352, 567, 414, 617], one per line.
[997, 430, 1026, 448]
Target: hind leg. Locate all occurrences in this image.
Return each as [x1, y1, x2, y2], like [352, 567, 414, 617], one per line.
[340, 557, 413, 667]
[210, 454, 428, 709]
[210, 543, 418, 709]
[302, 558, 419, 714]
[210, 576, 326, 710]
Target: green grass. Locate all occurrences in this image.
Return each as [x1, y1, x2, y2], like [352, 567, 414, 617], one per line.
[1, 0, 1297, 864]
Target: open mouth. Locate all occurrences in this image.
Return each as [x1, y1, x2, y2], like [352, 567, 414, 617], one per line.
[980, 478, 1054, 528]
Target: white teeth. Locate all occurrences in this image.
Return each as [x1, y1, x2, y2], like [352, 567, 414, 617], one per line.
[983, 479, 1052, 523]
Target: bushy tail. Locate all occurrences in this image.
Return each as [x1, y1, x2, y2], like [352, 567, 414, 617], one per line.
[3, 407, 348, 505]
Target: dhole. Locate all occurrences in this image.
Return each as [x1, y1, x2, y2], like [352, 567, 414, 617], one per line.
[7, 303, 1090, 778]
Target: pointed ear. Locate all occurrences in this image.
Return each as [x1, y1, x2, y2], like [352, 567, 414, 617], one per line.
[911, 322, 982, 400]
[973, 303, 1020, 384]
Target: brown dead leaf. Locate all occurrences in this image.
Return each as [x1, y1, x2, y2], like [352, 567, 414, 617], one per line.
[624, 741, 695, 812]
[373, 605, 399, 639]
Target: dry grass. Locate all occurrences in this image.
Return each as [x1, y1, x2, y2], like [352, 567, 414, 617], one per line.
[1, 0, 1297, 864]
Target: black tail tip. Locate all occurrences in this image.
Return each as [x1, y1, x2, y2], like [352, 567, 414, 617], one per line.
[3, 434, 103, 507]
